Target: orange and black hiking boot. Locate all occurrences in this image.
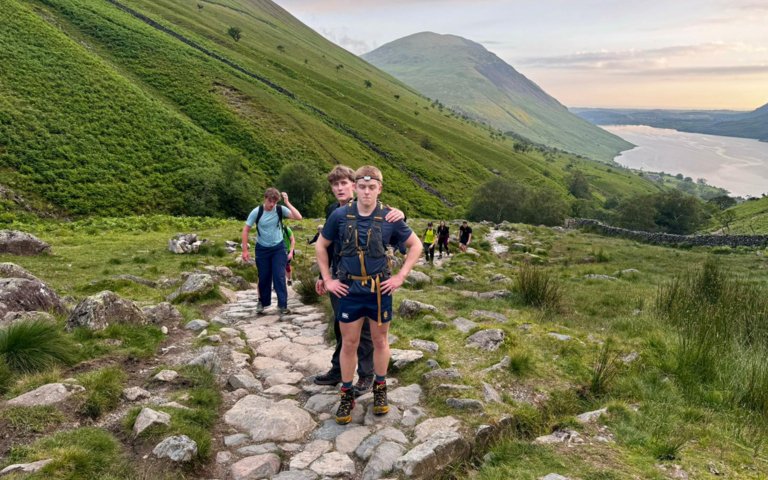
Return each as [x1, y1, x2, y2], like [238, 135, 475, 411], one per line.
[335, 388, 355, 425]
[372, 381, 389, 415]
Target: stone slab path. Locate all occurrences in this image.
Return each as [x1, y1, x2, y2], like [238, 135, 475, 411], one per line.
[211, 286, 467, 480]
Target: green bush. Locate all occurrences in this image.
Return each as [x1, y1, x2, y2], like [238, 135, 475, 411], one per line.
[0, 320, 76, 374]
[77, 366, 127, 419]
[515, 264, 562, 310]
[467, 178, 568, 226]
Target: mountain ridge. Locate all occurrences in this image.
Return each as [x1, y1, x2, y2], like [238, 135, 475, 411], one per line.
[362, 31, 632, 162]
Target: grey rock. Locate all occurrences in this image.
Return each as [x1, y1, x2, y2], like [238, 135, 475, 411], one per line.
[406, 270, 432, 285]
[482, 383, 503, 403]
[0, 278, 65, 319]
[187, 350, 220, 373]
[394, 431, 470, 478]
[185, 319, 209, 331]
[227, 275, 252, 291]
[153, 435, 198, 462]
[430, 320, 448, 329]
[422, 368, 461, 382]
[7, 383, 85, 407]
[167, 273, 215, 302]
[390, 349, 423, 369]
[237, 443, 279, 456]
[452, 317, 477, 333]
[413, 416, 461, 443]
[539, 475, 571, 480]
[481, 356, 510, 374]
[230, 453, 281, 480]
[401, 406, 427, 427]
[224, 433, 251, 447]
[289, 440, 332, 470]
[153, 370, 178, 382]
[446, 398, 484, 411]
[425, 359, 441, 369]
[466, 329, 505, 351]
[410, 339, 439, 353]
[388, 384, 422, 407]
[398, 299, 438, 318]
[0, 230, 50, 255]
[362, 441, 406, 480]
[224, 396, 316, 443]
[477, 290, 510, 300]
[312, 419, 352, 441]
[133, 407, 171, 437]
[547, 332, 572, 341]
[2, 310, 55, 326]
[309, 452, 356, 477]
[470, 310, 507, 322]
[0, 262, 38, 280]
[335, 425, 371, 454]
[216, 451, 232, 464]
[533, 429, 582, 445]
[364, 403, 402, 427]
[583, 274, 618, 281]
[123, 386, 151, 401]
[66, 291, 146, 331]
[229, 373, 263, 392]
[0, 459, 54, 476]
[111, 274, 157, 288]
[576, 408, 607, 424]
[272, 470, 319, 480]
[142, 302, 184, 325]
[304, 393, 339, 414]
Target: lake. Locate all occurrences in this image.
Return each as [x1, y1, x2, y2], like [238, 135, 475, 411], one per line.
[603, 125, 768, 197]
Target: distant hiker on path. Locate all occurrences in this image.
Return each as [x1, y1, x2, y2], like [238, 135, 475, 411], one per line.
[437, 220, 450, 258]
[459, 220, 473, 252]
[313, 165, 404, 398]
[315, 165, 421, 424]
[284, 225, 295, 286]
[423, 222, 436, 263]
[242, 188, 302, 316]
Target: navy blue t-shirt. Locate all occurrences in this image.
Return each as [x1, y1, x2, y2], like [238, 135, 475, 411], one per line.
[322, 204, 412, 294]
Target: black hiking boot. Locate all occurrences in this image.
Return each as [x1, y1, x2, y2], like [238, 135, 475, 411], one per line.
[335, 388, 355, 425]
[372, 381, 389, 415]
[314, 370, 341, 386]
[353, 376, 374, 398]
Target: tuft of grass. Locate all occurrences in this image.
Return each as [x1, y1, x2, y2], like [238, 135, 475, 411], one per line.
[515, 264, 562, 310]
[0, 320, 77, 374]
[293, 257, 321, 304]
[6, 368, 63, 398]
[508, 350, 535, 376]
[0, 405, 65, 434]
[76, 366, 127, 419]
[72, 324, 164, 360]
[4, 427, 134, 479]
[588, 339, 620, 398]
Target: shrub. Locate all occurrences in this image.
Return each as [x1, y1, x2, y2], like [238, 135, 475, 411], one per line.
[589, 339, 620, 398]
[77, 366, 127, 419]
[227, 26, 242, 41]
[0, 320, 77, 374]
[467, 178, 568, 226]
[515, 264, 561, 310]
[293, 257, 321, 304]
[508, 350, 534, 376]
[276, 162, 324, 217]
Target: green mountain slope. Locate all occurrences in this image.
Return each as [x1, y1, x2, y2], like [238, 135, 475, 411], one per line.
[1, 0, 655, 219]
[362, 32, 632, 163]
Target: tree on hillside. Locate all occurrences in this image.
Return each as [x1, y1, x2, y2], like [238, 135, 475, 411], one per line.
[276, 163, 323, 217]
[197, 3, 204, 10]
[466, 178, 567, 226]
[277, 45, 285, 53]
[708, 195, 737, 210]
[227, 27, 242, 42]
[335, 64, 344, 72]
[364, 80, 372, 88]
[567, 170, 591, 199]
[617, 191, 706, 234]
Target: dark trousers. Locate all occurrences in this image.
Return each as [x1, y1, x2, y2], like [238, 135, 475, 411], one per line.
[438, 237, 450, 256]
[328, 293, 374, 378]
[255, 243, 288, 308]
[424, 242, 435, 262]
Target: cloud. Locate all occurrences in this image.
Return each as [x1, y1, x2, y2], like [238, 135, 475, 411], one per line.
[632, 65, 768, 77]
[518, 43, 766, 71]
[317, 28, 376, 54]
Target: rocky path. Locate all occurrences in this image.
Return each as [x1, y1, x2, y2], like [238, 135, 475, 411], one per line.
[210, 287, 469, 480]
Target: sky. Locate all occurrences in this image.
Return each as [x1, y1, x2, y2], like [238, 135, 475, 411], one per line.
[274, 0, 768, 110]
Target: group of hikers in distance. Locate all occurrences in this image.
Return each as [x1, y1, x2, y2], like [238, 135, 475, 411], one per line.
[240, 164, 470, 424]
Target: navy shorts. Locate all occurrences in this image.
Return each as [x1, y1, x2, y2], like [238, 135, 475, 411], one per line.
[337, 292, 393, 324]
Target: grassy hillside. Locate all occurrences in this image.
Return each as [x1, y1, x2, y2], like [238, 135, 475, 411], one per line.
[715, 197, 768, 234]
[0, 0, 658, 221]
[363, 32, 633, 163]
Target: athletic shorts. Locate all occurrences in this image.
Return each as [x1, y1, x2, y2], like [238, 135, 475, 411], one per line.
[337, 292, 393, 324]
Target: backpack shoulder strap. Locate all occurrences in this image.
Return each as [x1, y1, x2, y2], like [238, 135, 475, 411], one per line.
[254, 206, 263, 236]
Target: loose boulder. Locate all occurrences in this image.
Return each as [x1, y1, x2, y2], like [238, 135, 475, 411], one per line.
[466, 329, 505, 351]
[398, 300, 438, 318]
[153, 435, 198, 462]
[142, 302, 184, 325]
[167, 273, 216, 302]
[66, 291, 146, 331]
[0, 230, 50, 255]
[0, 278, 65, 319]
[0, 262, 39, 281]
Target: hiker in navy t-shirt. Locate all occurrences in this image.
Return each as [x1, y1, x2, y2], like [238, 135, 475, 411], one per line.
[316, 165, 422, 425]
